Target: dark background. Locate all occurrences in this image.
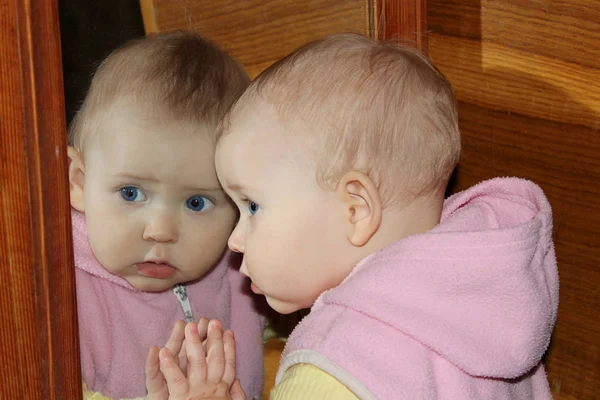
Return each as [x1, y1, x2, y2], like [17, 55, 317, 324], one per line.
[59, 0, 146, 125]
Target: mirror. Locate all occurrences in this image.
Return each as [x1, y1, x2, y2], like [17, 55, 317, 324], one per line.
[55, 1, 426, 397]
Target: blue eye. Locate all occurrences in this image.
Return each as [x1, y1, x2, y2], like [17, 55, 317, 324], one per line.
[120, 186, 146, 202]
[186, 195, 214, 212]
[248, 201, 259, 215]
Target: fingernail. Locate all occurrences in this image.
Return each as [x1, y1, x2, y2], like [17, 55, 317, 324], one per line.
[159, 348, 169, 360]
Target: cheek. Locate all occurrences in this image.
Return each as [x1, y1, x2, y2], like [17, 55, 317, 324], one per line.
[177, 214, 234, 268]
[85, 208, 136, 269]
[275, 211, 340, 259]
[244, 215, 310, 276]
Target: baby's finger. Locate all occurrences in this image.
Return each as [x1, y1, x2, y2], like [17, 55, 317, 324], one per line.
[221, 330, 237, 387]
[197, 317, 210, 359]
[197, 317, 209, 340]
[145, 346, 166, 399]
[230, 379, 247, 400]
[159, 347, 189, 397]
[164, 320, 186, 357]
[177, 339, 187, 375]
[185, 321, 209, 389]
[206, 319, 226, 384]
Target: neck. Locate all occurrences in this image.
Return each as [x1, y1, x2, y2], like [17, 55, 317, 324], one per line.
[362, 192, 444, 257]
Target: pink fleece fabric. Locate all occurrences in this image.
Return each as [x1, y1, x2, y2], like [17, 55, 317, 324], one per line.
[72, 210, 264, 399]
[280, 177, 559, 399]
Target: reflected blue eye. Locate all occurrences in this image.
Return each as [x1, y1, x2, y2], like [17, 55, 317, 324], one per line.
[248, 201, 259, 215]
[186, 195, 214, 212]
[120, 186, 146, 202]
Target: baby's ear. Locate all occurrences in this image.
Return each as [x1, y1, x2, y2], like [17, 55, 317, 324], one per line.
[67, 146, 85, 212]
[336, 171, 382, 246]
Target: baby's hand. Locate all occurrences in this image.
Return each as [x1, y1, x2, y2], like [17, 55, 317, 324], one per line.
[145, 345, 168, 400]
[159, 320, 246, 400]
[145, 319, 210, 400]
[166, 318, 211, 375]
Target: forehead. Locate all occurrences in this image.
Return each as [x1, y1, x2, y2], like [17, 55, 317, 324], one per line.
[216, 103, 313, 185]
[87, 103, 220, 186]
[217, 101, 279, 161]
[94, 100, 210, 143]
[216, 127, 279, 186]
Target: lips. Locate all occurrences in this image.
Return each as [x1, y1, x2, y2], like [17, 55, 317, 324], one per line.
[136, 262, 177, 279]
[250, 281, 264, 295]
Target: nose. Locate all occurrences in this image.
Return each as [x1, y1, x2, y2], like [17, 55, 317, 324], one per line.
[143, 210, 179, 243]
[228, 222, 245, 253]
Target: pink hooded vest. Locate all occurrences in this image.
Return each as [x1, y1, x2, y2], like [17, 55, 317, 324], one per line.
[72, 210, 264, 399]
[277, 178, 558, 399]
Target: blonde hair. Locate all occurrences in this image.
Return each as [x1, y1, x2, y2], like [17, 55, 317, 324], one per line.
[69, 30, 249, 151]
[225, 33, 460, 205]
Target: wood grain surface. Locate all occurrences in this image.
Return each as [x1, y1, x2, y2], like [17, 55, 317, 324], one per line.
[141, 0, 370, 78]
[0, 0, 81, 398]
[429, 1, 599, 398]
[374, 0, 428, 51]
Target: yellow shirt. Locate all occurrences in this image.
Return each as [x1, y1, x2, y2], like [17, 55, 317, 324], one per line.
[82, 381, 144, 400]
[270, 364, 359, 400]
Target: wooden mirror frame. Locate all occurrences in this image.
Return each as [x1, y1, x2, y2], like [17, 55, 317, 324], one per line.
[0, 0, 81, 397]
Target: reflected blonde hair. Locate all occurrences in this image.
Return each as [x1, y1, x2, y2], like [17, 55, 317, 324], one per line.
[69, 30, 249, 151]
[224, 33, 460, 205]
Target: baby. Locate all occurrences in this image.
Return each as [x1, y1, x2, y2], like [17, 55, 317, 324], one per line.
[156, 33, 559, 399]
[67, 30, 264, 400]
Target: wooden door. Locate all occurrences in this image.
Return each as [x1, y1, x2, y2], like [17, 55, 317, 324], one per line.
[0, 0, 81, 398]
[6, 1, 594, 399]
[428, 1, 599, 398]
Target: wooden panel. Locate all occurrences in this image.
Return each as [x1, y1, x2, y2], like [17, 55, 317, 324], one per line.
[430, 0, 600, 69]
[374, 0, 428, 52]
[429, 1, 599, 399]
[141, 0, 430, 76]
[140, 0, 370, 78]
[0, 0, 81, 398]
[429, 34, 599, 128]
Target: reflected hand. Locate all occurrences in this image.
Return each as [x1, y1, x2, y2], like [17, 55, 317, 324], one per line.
[159, 320, 245, 400]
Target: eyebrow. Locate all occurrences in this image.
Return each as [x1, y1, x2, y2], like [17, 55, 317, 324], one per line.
[118, 173, 159, 182]
[189, 187, 225, 193]
[226, 184, 246, 191]
[117, 173, 224, 192]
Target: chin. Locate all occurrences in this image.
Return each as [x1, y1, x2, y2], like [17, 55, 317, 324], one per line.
[267, 297, 302, 315]
[126, 276, 173, 293]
